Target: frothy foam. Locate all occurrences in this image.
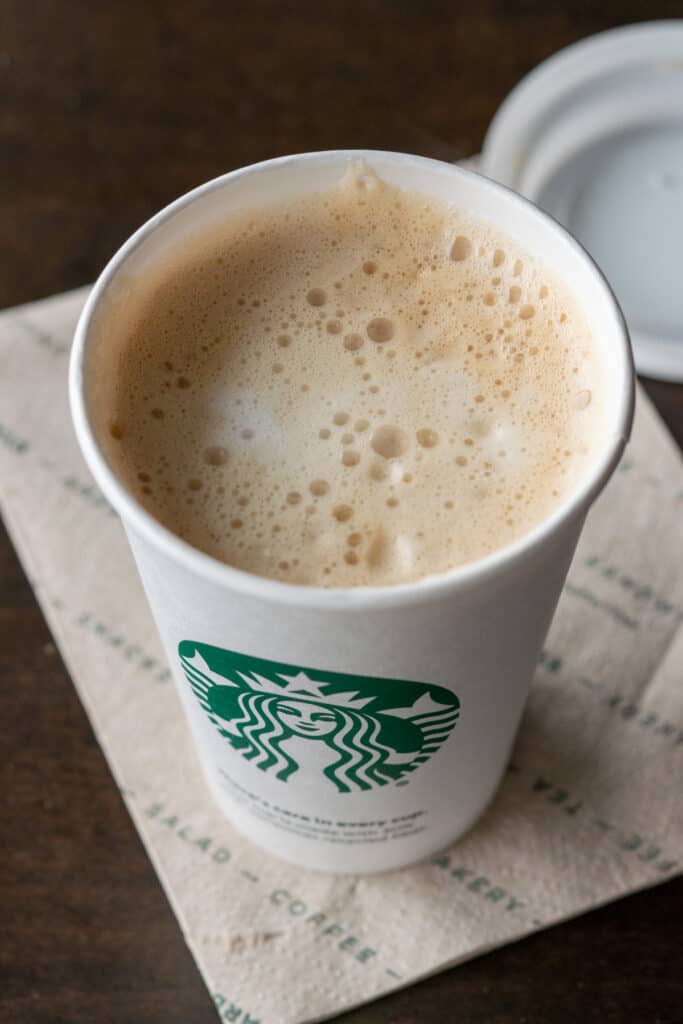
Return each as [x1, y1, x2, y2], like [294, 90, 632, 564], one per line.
[97, 164, 605, 587]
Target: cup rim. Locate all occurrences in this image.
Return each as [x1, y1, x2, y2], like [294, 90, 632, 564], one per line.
[69, 149, 635, 610]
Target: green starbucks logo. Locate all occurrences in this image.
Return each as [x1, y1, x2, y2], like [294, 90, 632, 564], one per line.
[179, 641, 460, 793]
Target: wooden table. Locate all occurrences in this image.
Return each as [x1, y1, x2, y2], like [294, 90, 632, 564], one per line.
[2, 3, 681, 1021]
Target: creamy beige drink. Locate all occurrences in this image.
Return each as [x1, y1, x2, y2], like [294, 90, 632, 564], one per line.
[97, 164, 605, 586]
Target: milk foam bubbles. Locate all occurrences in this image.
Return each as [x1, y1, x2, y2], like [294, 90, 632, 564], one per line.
[99, 164, 606, 586]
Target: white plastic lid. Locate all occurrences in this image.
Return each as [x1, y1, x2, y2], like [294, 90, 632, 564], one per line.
[481, 21, 683, 382]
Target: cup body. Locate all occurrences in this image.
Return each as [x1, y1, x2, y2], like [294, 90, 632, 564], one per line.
[70, 151, 634, 873]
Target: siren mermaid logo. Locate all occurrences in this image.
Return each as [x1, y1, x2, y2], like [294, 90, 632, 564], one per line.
[179, 641, 460, 794]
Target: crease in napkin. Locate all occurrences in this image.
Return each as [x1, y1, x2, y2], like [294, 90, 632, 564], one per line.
[1, 284, 681, 1024]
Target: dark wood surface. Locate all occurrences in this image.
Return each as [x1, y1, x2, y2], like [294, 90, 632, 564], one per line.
[2, 3, 682, 1022]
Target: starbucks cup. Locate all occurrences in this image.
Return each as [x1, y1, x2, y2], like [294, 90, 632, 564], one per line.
[70, 151, 634, 874]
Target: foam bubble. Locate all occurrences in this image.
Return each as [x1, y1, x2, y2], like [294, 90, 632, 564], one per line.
[450, 236, 472, 261]
[333, 504, 353, 522]
[371, 426, 408, 459]
[367, 318, 394, 343]
[416, 428, 439, 448]
[204, 446, 228, 466]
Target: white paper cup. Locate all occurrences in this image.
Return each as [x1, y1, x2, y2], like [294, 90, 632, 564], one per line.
[70, 151, 634, 873]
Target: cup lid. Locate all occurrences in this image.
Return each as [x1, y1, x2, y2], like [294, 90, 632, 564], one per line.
[481, 21, 683, 382]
